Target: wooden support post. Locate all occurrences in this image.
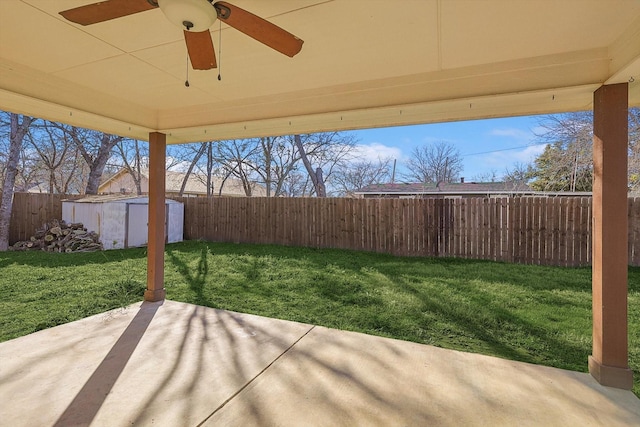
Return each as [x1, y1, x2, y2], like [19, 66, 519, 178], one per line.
[589, 83, 633, 389]
[145, 132, 166, 302]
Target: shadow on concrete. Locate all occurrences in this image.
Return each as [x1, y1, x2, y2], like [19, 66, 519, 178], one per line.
[52, 301, 162, 427]
[122, 303, 438, 426]
[1, 300, 638, 426]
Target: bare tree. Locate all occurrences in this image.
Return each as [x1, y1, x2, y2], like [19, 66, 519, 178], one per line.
[212, 139, 259, 196]
[113, 138, 148, 194]
[251, 136, 300, 197]
[332, 157, 392, 196]
[0, 119, 38, 192]
[176, 142, 208, 196]
[172, 133, 358, 198]
[471, 169, 498, 183]
[503, 162, 533, 184]
[294, 134, 326, 197]
[292, 132, 358, 197]
[529, 112, 593, 192]
[278, 170, 309, 196]
[203, 142, 218, 196]
[58, 125, 123, 194]
[25, 122, 87, 194]
[0, 113, 36, 250]
[403, 141, 463, 184]
[13, 149, 40, 192]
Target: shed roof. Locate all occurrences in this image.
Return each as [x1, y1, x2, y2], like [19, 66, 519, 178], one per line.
[64, 194, 180, 203]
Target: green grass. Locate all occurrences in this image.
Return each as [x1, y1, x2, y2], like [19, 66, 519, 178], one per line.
[1, 240, 638, 396]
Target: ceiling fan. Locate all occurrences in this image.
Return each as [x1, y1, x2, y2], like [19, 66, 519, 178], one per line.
[59, 0, 304, 70]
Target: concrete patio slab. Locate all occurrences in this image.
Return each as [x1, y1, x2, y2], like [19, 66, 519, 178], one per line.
[1, 300, 639, 426]
[0, 301, 312, 426]
[206, 325, 640, 426]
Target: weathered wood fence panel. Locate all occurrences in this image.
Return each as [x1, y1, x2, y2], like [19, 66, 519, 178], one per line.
[173, 196, 640, 267]
[8, 193, 640, 267]
[8, 193, 83, 244]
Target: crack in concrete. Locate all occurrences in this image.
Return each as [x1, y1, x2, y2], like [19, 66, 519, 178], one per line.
[196, 324, 316, 426]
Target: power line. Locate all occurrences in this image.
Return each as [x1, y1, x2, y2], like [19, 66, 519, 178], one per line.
[462, 142, 548, 157]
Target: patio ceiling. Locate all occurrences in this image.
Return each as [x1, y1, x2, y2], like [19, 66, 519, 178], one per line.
[1, 0, 640, 144]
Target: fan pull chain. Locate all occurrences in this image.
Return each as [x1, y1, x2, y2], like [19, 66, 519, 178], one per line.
[217, 19, 222, 81]
[185, 51, 190, 87]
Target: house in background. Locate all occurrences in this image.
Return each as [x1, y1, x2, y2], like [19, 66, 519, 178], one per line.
[25, 182, 52, 194]
[98, 168, 267, 197]
[354, 179, 566, 199]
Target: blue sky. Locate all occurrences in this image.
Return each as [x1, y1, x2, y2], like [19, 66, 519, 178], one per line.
[350, 115, 549, 182]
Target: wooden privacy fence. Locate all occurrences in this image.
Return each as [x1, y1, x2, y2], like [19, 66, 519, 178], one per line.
[174, 196, 640, 267]
[8, 193, 83, 245]
[8, 193, 640, 267]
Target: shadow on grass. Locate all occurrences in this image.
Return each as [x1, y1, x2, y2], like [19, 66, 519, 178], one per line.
[161, 241, 640, 379]
[402, 280, 589, 369]
[166, 245, 212, 307]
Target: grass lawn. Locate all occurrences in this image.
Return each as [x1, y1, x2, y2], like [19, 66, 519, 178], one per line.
[1, 240, 638, 396]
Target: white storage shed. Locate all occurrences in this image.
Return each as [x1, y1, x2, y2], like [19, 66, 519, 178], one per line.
[62, 195, 184, 250]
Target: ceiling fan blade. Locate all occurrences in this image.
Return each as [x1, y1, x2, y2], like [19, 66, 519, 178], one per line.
[60, 0, 158, 25]
[184, 30, 217, 70]
[214, 1, 303, 57]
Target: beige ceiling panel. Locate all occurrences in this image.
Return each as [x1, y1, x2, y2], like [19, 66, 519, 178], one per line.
[193, 30, 313, 100]
[161, 85, 599, 144]
[221, 0, 326, 20]
[191, 0, 439, 98]
[171, 0, 441, 102]
[70, 11, 180, 54]
[130, 26, 307, 102]
[131, 39, 204, 86]
[0, 58, 156, 130]
[0, 1, 123, 73]
[52, 54, 217, 110]
[25, 0, 180, 52]
[281, 0, 440, 83]
[440, 0, 640, 70]
[131, 28, 271, 100]
[155, 47, 608, 133]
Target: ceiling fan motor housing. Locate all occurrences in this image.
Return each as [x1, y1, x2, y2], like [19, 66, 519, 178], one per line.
[158, 0, 217, 31]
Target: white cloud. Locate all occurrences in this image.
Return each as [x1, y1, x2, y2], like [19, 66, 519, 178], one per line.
[480, 144, 547, 169]
[351, 143, 403, 163]
[515, 144, 547, 162]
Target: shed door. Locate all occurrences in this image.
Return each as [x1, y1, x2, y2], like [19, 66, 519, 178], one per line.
[126, 203, 168, 248]
[127, 204, 148, 248]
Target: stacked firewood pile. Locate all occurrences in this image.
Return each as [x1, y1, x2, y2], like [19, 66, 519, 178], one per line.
[11, 219, 103, 252]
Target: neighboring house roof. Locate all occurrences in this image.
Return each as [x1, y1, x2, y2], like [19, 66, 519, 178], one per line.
[24, 182, 79, 194]
[98, 168, 266, 197]
[353, 181, 590, 197]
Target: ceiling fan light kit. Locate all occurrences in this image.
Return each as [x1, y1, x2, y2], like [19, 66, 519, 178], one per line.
[158, 0, 217, 31]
